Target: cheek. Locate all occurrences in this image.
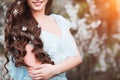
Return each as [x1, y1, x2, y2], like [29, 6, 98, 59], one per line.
[27, 0, 33, 8]
[44, 0, 48, 5]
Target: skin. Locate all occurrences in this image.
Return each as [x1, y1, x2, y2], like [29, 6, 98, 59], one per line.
[25, 0, 82, 80]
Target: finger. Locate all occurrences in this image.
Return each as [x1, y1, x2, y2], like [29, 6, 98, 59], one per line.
[33, 64, 47, 70]
[31, 75, 44, 80]
[28, 68, 45, 75]
[27, 66, 34, 71]
[28, 69, 43, 75]
[32, 76, 42, 80]
[29, 72, 43, 78]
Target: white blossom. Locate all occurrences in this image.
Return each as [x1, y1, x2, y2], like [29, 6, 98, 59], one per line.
[112, 34, 120, 41]
[17, 1, 21, 5]
[86, 0, 97, 15]
[37, 24, 41, 28]
[31, 35, 34, 40]
[13, 9, 19, 16]
[22, 26, 27, 31]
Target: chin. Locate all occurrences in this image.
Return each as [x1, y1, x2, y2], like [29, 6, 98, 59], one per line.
[28, 0, 46, 12]
[32, 7, 43, 11]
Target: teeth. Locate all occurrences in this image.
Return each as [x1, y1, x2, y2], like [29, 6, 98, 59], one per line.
[33, 1, 43, 3]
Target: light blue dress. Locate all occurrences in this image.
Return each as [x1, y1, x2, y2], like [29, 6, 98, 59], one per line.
[7, 14, 78, 80]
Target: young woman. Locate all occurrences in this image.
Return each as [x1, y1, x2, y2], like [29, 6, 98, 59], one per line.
[4, 0, 82, 80]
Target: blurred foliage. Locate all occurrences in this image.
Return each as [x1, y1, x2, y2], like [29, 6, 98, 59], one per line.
[73, 0, 89, 18]
[77, 2, 89, 18]
[94, 0, 119, 37]
[65, 0, 120, 80]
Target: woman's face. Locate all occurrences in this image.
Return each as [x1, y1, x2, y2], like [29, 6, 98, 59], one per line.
[27, 0, 48, 12]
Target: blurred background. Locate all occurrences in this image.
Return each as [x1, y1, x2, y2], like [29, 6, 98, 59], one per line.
[0, 0, 120, 80]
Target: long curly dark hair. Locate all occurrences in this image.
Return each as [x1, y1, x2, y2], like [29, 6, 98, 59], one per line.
[4, 0, 54, 74]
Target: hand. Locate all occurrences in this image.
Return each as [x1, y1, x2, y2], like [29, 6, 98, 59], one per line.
[28, 64, 57, 80]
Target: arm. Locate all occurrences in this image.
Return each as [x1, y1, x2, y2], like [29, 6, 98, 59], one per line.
[28, 31, 82, 80]
[54, 30, 82, 74]
[54, 44, 82, 75]
[28, 48, 82, 80]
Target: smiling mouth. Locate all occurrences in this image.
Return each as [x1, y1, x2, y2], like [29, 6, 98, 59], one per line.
[32, 1, 43, 6]
[32, 0, 43, 3]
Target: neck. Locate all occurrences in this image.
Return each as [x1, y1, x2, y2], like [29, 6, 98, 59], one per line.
[31, 9, 46, 20]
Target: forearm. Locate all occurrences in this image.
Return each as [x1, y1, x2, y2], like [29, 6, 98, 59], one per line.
[54, 55, 82, 75]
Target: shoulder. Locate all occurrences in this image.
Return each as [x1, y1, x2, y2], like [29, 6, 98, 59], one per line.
[50, 14, 73, 30]
[50, 14, 67, 21]
[50, 14, 64, 18]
